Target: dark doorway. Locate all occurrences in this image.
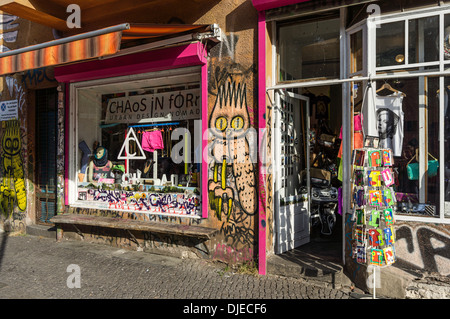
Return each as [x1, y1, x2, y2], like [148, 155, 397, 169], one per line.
[35, 88, 57, 224]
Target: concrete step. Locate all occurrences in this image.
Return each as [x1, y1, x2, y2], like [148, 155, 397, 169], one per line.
[26, 224, 57, 239]
[267, 251, 352, 289]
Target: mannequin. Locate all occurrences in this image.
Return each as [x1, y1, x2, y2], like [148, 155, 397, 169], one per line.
[88, 145, 113, 182]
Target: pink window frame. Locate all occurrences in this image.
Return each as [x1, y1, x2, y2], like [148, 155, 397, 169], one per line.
[54, 42, 210, 218]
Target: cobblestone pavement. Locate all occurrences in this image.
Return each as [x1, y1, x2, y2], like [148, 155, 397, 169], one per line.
[0, 233, 354, 302]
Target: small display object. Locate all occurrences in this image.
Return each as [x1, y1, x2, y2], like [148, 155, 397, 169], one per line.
[364, 135, 379, 148]
[350, 147, 397, 268]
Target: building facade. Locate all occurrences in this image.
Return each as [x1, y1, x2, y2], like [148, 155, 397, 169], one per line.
[0, 0, 449, 298]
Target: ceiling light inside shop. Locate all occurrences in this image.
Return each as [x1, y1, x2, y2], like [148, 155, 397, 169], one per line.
[395, 54, 405, 63]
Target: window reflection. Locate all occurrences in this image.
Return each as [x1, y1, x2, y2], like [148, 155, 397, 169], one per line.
[376, 21, 405, 67]
[408, 16, 439, 64]
[350, 30, 363, 74]
[278, 17, 340, 81]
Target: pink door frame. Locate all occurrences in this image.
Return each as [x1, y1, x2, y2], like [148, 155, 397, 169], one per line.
[257, 11, 267, 275]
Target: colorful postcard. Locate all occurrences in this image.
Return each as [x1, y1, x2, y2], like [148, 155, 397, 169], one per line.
[384, 208, 395, 226]
[357, 245, 367, 264]
[368, 210, 381, 228]
[382, 188, 395, 207]
[370, 249, 384, 266]
[353, 150, 365, 167]
[383, 226, 395, 245]
[381, 168, 394, 187]
[382, 149, 393, 166]
[383, 246, 396, 265]
[368, 228, 383, 247]
[354, 170, 364, 186]
[369, 190, 383, 206]
[368, 150, 382, 167]
[368, 170, 382, 187]
[354, 189, 366, 207]
[356, 209, 366, 225]
[355, 226, 366, 244]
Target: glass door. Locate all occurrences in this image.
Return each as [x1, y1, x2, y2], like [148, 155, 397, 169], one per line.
[274, 91, 310, 254]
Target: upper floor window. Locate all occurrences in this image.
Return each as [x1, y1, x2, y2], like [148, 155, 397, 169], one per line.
[278, 16, 340, 82]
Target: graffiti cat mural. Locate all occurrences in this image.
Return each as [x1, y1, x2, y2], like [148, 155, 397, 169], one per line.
[208, 80, 257, 221]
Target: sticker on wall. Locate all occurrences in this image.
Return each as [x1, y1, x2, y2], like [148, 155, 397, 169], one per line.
[0, 100, 18, 121]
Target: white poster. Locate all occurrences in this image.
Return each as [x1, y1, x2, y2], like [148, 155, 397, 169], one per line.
[0, 99, 18, 121]
[367, 92, 404, 157]
[105, 89, 201, 124]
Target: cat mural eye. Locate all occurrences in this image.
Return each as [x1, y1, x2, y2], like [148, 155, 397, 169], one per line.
[231, 116, 244, 130]
[215, 116, 228, 132]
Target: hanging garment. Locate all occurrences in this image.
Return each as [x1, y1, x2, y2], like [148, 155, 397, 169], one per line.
[141, 130, 164, 152]
[338, 113, 364, 158]
[367, 92, 404, 157]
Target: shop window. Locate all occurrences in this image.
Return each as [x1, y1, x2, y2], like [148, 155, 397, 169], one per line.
[408, 16, 439, 64]
[350, 30, 363, 75]
[376, 21, 405, 68]
[72, 70, 202, 217]
[278, 17, 340, 81]
[371, 7, 450, 220]
[372, 78, 442, 217]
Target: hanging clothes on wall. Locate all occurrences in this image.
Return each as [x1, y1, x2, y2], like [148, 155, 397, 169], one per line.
[368, 91, 405, 157]
[141, 129, 164, 152]
[337, 112, 364, 158]
[337, 112, 364, 182]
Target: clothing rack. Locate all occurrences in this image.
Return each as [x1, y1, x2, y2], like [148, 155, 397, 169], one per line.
[99, 122, 180, 129]
[128, 122, 180, 128]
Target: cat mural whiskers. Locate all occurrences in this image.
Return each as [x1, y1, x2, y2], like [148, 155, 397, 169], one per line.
[208, 81, 257, 221]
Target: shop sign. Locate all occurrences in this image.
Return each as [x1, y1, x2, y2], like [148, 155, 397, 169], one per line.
[105, 89, 200, 123]
[0, 100, 18, 121]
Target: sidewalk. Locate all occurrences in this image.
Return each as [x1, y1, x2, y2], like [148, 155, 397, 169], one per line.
[0, 228, 361, 300]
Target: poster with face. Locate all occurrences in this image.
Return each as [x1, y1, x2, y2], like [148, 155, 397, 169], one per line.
[368, 92, 404, 156]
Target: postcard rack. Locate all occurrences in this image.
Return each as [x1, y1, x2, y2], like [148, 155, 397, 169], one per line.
[350, 147, 397, 298]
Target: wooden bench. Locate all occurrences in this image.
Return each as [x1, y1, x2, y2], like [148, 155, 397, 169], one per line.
[50, 214, 218, 240]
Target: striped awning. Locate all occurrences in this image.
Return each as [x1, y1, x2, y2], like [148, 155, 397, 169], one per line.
[0, 23, 212, 76]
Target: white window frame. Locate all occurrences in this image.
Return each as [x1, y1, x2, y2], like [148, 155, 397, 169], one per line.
[268, 5, 450, 225]
[370, 6, 450, 223]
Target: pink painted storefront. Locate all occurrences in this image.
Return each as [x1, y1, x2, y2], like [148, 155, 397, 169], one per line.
[253, 0, 450, 298]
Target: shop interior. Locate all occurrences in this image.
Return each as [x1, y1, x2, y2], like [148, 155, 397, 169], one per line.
[302, 84, 343, 260]
[276, 84, 344, 263]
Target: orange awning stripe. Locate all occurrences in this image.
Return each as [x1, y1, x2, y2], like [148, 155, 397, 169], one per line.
[0, 23, 210, 76]
[0, 30, 122, 76]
